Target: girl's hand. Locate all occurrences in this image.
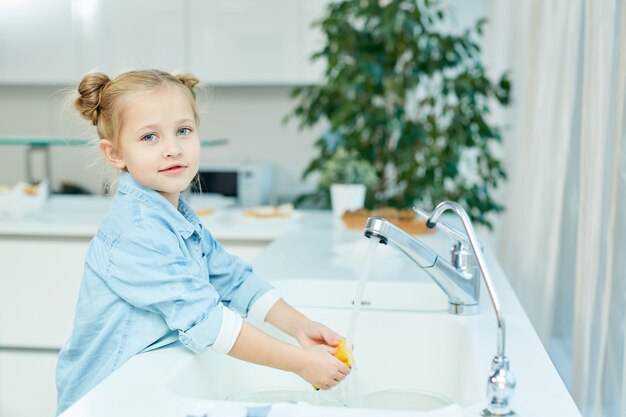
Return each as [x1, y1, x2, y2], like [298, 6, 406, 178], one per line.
[264, 300, 346, 348]
[296, 344, 351, 389]
[294, 320, 342, 348]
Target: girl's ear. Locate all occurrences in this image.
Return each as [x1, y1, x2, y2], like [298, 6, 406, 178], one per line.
[99, 139, 126, 169]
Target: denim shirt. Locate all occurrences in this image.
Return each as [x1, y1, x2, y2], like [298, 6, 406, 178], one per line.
[55, 173, 275, 415]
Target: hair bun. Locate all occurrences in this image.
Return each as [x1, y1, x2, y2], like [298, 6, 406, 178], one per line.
[75, 72, 110, 125]
[176, 73, 200, 98]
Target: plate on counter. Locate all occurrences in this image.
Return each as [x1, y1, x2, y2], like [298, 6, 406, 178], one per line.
[0, 180, 49, 218]
[242, 203, 295, 219]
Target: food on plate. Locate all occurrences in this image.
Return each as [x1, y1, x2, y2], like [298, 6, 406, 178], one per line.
[22, 183, 40, 196]
[195, 207, 216, 217]
[243, 203, 294, 218]
[0, 181, 49, 217]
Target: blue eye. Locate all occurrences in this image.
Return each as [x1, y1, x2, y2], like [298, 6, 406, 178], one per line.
[142, 133, 157, 142]
[177, 127, 192, 136]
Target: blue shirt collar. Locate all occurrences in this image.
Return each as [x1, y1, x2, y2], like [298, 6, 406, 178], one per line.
[116, 172, 201, 238]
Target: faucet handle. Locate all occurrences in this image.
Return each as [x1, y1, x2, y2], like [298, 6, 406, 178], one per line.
[450, 241, 473, 272]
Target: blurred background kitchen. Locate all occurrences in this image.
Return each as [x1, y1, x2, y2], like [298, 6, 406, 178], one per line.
[0, 0, 624, 416]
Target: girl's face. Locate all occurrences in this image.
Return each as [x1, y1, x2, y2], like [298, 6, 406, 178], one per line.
[112, 84, 201, 206]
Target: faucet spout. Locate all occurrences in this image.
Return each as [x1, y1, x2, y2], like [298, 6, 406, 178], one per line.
[364, 217, 480, 315]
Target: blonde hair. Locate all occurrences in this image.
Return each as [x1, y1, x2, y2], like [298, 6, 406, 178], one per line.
[74, 69, 201, 147]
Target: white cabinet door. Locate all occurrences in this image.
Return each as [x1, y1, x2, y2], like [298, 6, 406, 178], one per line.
[189, 0, 300, 85]
[0, 0, 185, 83]
[0, 351, 58, 417]
[298, 0, 330, 84]
[0, 0, 328, 85]
[0, 0, 81, 84]
[0, 238, 88, 348]
[81, 0, 186, 76]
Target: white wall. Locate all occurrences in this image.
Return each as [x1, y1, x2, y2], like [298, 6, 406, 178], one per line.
[0, 85, 322, 202]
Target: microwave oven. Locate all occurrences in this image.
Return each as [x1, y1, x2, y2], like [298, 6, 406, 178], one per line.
[192, 163, 273, 207]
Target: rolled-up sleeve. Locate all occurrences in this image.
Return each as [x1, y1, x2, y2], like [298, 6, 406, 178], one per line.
[105, 220, 238, 353]
[181, 304, 242, 354]
[202, 228, 276, 317]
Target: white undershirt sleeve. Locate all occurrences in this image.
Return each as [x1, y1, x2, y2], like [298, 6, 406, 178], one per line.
[211, 305, 243, 354]
[247, 289, 282, 323]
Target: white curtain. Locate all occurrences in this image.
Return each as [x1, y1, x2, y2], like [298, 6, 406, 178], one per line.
[486, 0, 626, 416]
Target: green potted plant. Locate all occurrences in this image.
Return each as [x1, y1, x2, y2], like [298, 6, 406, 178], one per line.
[286, 0, 511, 228]
[318, 147, 379, 218]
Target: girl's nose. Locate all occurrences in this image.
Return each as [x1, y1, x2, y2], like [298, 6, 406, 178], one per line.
[163, 136, 183, 158]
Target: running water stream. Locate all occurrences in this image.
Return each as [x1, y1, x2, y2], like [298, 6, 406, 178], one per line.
[341, 235, 380, 406]
[346, 235, 380, 351]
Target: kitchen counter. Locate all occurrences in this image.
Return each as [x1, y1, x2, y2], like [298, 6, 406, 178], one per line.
[54, 203, 581, 417]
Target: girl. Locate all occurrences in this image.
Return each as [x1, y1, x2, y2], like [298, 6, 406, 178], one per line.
[56, 70, 350, 415]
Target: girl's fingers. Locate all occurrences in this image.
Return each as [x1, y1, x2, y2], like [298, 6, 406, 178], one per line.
[320, 326, 340, 345]
[316, 344, 337, 355]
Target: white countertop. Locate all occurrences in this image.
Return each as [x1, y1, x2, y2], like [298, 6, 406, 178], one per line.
[54, 197, 581, 417]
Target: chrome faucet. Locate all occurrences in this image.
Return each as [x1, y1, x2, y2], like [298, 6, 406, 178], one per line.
[364, 213, 480, 315]
[364, 201, 516, 416]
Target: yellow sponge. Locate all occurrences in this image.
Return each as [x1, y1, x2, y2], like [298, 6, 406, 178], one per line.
[333, 338, 352, 368]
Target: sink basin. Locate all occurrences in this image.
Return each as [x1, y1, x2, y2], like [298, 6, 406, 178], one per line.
[167, 308, 483, 410]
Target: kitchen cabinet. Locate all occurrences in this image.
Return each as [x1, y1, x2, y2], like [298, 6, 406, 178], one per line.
[188, 0, 301, 85]
[0, 237, 87, 348]
[81, 0, 186, 76]
[299, 0, 328, 84]
[183, 0, 331, 85]
[0, 0, 483, 86]
[0, 236, 78, 416]
[0, 351, 58, 417]
[0, 0, 81, 84]
[0, 228, 91, 417]
[0, 0, 185, 84]
[0, 0, 329, 85]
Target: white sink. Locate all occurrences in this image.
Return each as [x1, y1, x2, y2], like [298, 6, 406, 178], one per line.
[167, 308, 483, 410]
